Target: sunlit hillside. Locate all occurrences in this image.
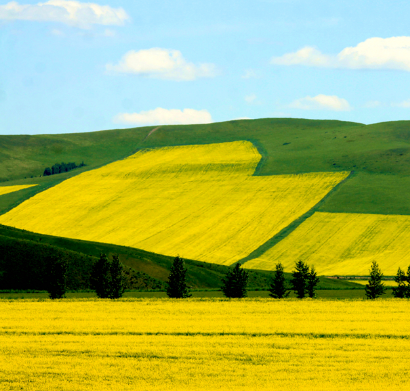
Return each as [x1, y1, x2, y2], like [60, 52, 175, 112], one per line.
[244, 212, 410, 275]
[0, 141, 347, 265]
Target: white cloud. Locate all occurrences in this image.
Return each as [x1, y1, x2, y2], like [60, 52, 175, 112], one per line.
[106, 48, 218, 81]
[289, 94, 352, 111]
[241, 69, 259, 79]
[272, 37, 410, 71]
[245, 94, 257, 104]
[272, 46, 332, 67]
[50, 28, 64, 36]
[103, 28, 115, 37]
[392, 99, 410, 108]
[0, 1, 129, 29]
[364, 100, 382, 108]
[113, 108, 213, 126]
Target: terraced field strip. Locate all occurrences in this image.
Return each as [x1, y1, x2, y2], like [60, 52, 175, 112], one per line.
[0, 141, 348, 265]
[1, 299, 409, 391]
[244, 212, 410, 275]
[0, 184, 36, 196]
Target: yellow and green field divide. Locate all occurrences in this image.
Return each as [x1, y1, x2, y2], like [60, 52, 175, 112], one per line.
[245, 211, 410, 275]
[0, 184, 36, 196]
[0, 141, 347, 265]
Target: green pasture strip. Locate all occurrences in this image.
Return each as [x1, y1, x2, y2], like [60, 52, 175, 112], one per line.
[0, 289, 381, 300]
[318, 171, 410, 215]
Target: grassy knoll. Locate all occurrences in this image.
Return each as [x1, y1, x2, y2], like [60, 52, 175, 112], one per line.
[1, 299, 409, 390]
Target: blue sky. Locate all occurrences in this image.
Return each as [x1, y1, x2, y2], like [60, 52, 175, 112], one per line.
[1, 0, 410, 134]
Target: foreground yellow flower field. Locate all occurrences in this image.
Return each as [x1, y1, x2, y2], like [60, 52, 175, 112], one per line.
[1, 299, 409, 390]
[0, 141, 347, 265]
[0, 184, 36, 196]
[245, 211, 410, 275]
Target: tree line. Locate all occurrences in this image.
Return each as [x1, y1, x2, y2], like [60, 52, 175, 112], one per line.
[43, 254, 410, 300]
[165, 258, 410, 300]
[43, 161, 85, 177]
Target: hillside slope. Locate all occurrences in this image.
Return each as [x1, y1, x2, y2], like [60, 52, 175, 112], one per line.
[0, 141, 347, 265]
[2, 118, 410, 278]
[2, 118, 410, 215]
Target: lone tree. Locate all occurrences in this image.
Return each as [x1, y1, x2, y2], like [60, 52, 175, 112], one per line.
[306, 265, 320, 298]
[166, 256, 191, 298]
[46, 255, 68, 299]
[291, 261, 310, 299]
[91, 253, 111, 298]
[221, 263, 249, 298]
[109, 255, 126, 299]
[269, 263, 290, 299]
[365, 261, 386, 299]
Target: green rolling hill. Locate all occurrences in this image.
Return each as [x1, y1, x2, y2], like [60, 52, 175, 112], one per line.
[1, 117, 410, 285]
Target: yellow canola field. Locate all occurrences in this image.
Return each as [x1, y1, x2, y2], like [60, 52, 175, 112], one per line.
[1, 299, 409, 391]
[0, 141, 348, 265]
[0, 184, 36, 196]
[245, 211, 410, 275]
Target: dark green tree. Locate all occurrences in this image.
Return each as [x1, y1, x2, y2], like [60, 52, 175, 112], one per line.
[91, 253, 111, 298]
[221, 263, 249, 298]
[268, 262, 289, 298]
[306, 265, 320, 298]
[46, 256, 68, 299]
[291, 261, 310, 299]
[392, 267, 407, 298]
[166, 256, 191, 298]
[43, 167, 52, 176]
[406, 266, 410, 298]
[109, 254, 126, 299]
[365, 261, 386, 299]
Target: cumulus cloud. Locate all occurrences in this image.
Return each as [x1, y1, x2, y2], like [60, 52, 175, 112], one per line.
[113, 108, 213, 126]
[364, 100, 382, 108]
[272, 37, 410, 71]
[241, 69, 259, 79]
[0, 1, 129, 28]
[392, 99, 410, 108]
[289, 94, 352, 111]
[245, 94, 257, 104]
[106, 48, 218, 81]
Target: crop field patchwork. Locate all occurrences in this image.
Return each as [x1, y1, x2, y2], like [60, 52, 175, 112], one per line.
[0, 184, 36, 196]
[0, 141, 348, 265]
[0, 299, 409, 391]
[245, 212, 410, 275]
